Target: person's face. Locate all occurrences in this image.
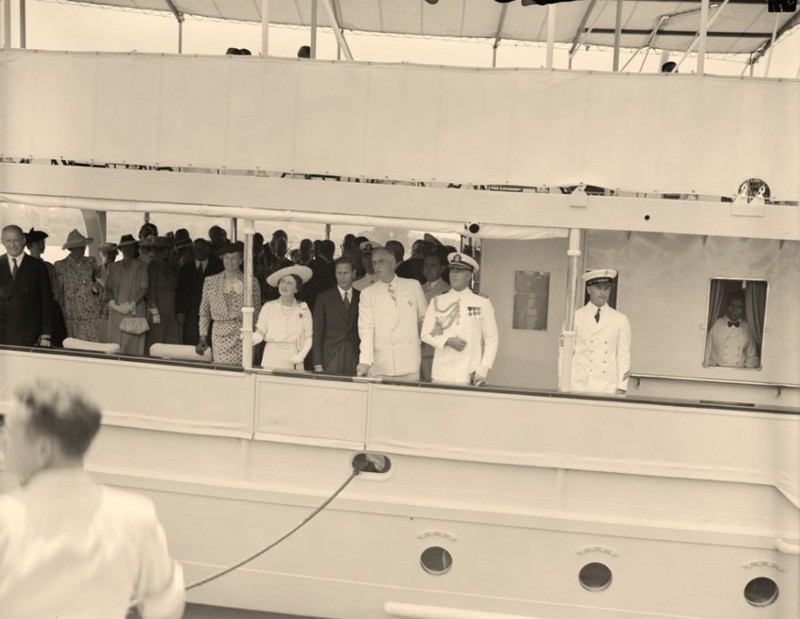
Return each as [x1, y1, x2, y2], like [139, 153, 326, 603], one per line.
[193, 242, 211, 262]
[335, 263, 355, 290]
[222, 251, 243, 272]
[69, 246, 86, 258]
[372, 251, 396, 283]
[362, 251, 374, 273]
[120, 245, 136, 260]
[587, 283, 612, 307]
[448, 267, 472, 291]
[423, 255, 444, 283]
[1, 229, 25, 258]
[726, 299, 745, 321]
[278, 275, 298, 297]
[28, 240, 46, 257]
[3, 400, 48, 485]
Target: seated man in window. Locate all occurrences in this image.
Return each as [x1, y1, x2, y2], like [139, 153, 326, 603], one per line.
[704, 291, 759, 368]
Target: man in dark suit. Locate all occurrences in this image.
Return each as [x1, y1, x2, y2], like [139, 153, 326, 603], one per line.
[175, 239, 223, 345]
[0, 225, 53, 347]
[305, 239, 336, 310]
[312, 257, 360, 376]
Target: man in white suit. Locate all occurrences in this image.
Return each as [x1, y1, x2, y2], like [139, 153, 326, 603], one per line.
[569, 269, 631, 395]
[356, 247, 428, 379]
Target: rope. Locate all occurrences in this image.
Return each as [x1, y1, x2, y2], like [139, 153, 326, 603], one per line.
[186, 468, 360, 591]
[127, 468, 361, 613]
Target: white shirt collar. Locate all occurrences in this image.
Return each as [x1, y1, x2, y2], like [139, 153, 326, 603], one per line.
[338, 285, 352, 297]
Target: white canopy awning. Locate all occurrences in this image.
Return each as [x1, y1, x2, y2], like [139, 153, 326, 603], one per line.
[66, 0, 800, 56]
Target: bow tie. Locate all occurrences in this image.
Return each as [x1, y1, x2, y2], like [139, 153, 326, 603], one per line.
[728, 321, 740, 328]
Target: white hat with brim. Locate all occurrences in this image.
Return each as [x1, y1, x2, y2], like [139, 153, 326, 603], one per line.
[447, 252, 479, 274]
[582, 269, 617, 286]
[359, 241, 383, 253]
[267, 265, 313, 288]
[62, 229, 94, 250]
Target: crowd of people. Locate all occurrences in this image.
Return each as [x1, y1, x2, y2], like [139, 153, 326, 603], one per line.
[7, 220, 765, 393]
[0, 222, 502, 386]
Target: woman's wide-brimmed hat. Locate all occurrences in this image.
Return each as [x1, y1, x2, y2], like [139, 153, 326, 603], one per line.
[267, 265, 313, 288]
[62, 229, 94, 250]
[115, 234, 138, 248]
[26, 228, 49, 244]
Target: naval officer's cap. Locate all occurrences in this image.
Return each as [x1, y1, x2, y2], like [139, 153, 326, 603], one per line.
[359, 240, 383, 253]
[447, 252, 479, 274]
[582, 269, 617, 286]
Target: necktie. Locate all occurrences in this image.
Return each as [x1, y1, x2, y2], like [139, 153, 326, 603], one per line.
[388, 282, 396, 304]
[728, 320, 740, 328]
[197, 262, 204, 274]
[11, 258, 18, 280]
[343, 290, 350, 309]
[594, 308, 601, 323]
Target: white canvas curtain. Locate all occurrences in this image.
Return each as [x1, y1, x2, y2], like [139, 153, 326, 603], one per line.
[2, 50, 798, 201]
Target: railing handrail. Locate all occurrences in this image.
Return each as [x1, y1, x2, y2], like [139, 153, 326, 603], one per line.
[630, 372, 800, 391]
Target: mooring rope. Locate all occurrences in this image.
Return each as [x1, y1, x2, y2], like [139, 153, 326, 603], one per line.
[185, 468, 360, 591]
[128, 467, 361, 612]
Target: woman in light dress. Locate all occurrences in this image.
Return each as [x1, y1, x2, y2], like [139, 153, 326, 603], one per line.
[196, 242, 261, 365]
[105, 235, 149, 355]
[252, 265, 313, 370]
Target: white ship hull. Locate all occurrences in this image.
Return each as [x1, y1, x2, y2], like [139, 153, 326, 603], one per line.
[2, 348, 797, 618]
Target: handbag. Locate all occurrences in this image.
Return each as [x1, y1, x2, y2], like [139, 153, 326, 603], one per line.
[119, 316, 150, 335]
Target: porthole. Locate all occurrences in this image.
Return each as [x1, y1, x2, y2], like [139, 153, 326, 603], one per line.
[578, 562, 612, 591]
[744, 577, 779, 607]
[420, 546, 452, 575]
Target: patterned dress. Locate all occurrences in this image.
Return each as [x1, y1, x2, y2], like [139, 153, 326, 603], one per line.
[105, 258, 149, 355]
[54, 256, 103, 341]
[199, 272, 261, 365]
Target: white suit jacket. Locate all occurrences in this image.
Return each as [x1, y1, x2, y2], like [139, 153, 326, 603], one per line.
[358, 276, 428, 377]
[570, 302, 632, 394]
[0, 468, 185, 619]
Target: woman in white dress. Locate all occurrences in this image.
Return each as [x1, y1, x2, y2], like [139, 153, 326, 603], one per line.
[252, 265, 313, 369]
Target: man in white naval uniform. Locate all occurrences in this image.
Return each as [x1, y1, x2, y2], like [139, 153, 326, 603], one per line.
[569, 269, 631, 395]
[357, 247, 428, 379]
[421, 252, 499, 385]
[704, 291, 759, 368]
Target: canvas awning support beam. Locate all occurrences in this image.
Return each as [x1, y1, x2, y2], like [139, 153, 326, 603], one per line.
[697, 0, 710, 73]
[492, 3, 509, 68]
[674, 0, 729, 71]
[310, 0, 318, 59]
[321, 0, 353, 61]
[240, 218, 255, 370]
[18, 0, 25, 48]
[546, 4, 557, 70]
[747, 11, 800, 69]
[763, 13, 780, 77]
[261, 0, 269, 56]
[568, 0, 598, 67]
[163, 0, 185, 54]
[613, 0, 623, 71]
[3, 0, 11, 49]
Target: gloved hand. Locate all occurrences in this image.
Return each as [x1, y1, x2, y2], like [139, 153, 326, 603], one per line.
[195, 338, 209, 356]
[252, 331, 264, 345]
[150, 308, 161, 325]
[290, 354, 305, 365]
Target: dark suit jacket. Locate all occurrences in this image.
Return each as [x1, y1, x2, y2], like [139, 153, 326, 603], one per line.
[0, 253, 53, 346]
[175, 255, 224, 345]
[312, 286, 360, 376]
[304, 257, 336, 310]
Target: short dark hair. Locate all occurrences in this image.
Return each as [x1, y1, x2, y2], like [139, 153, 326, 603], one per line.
[320, 240, 335, 259]
[334, 256, 355, 269]
[727, 291, 745, 305]
[15, 380, 102, 458]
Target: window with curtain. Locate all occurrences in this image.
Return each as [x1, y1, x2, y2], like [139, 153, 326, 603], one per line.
[703, 278, 767, 369]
